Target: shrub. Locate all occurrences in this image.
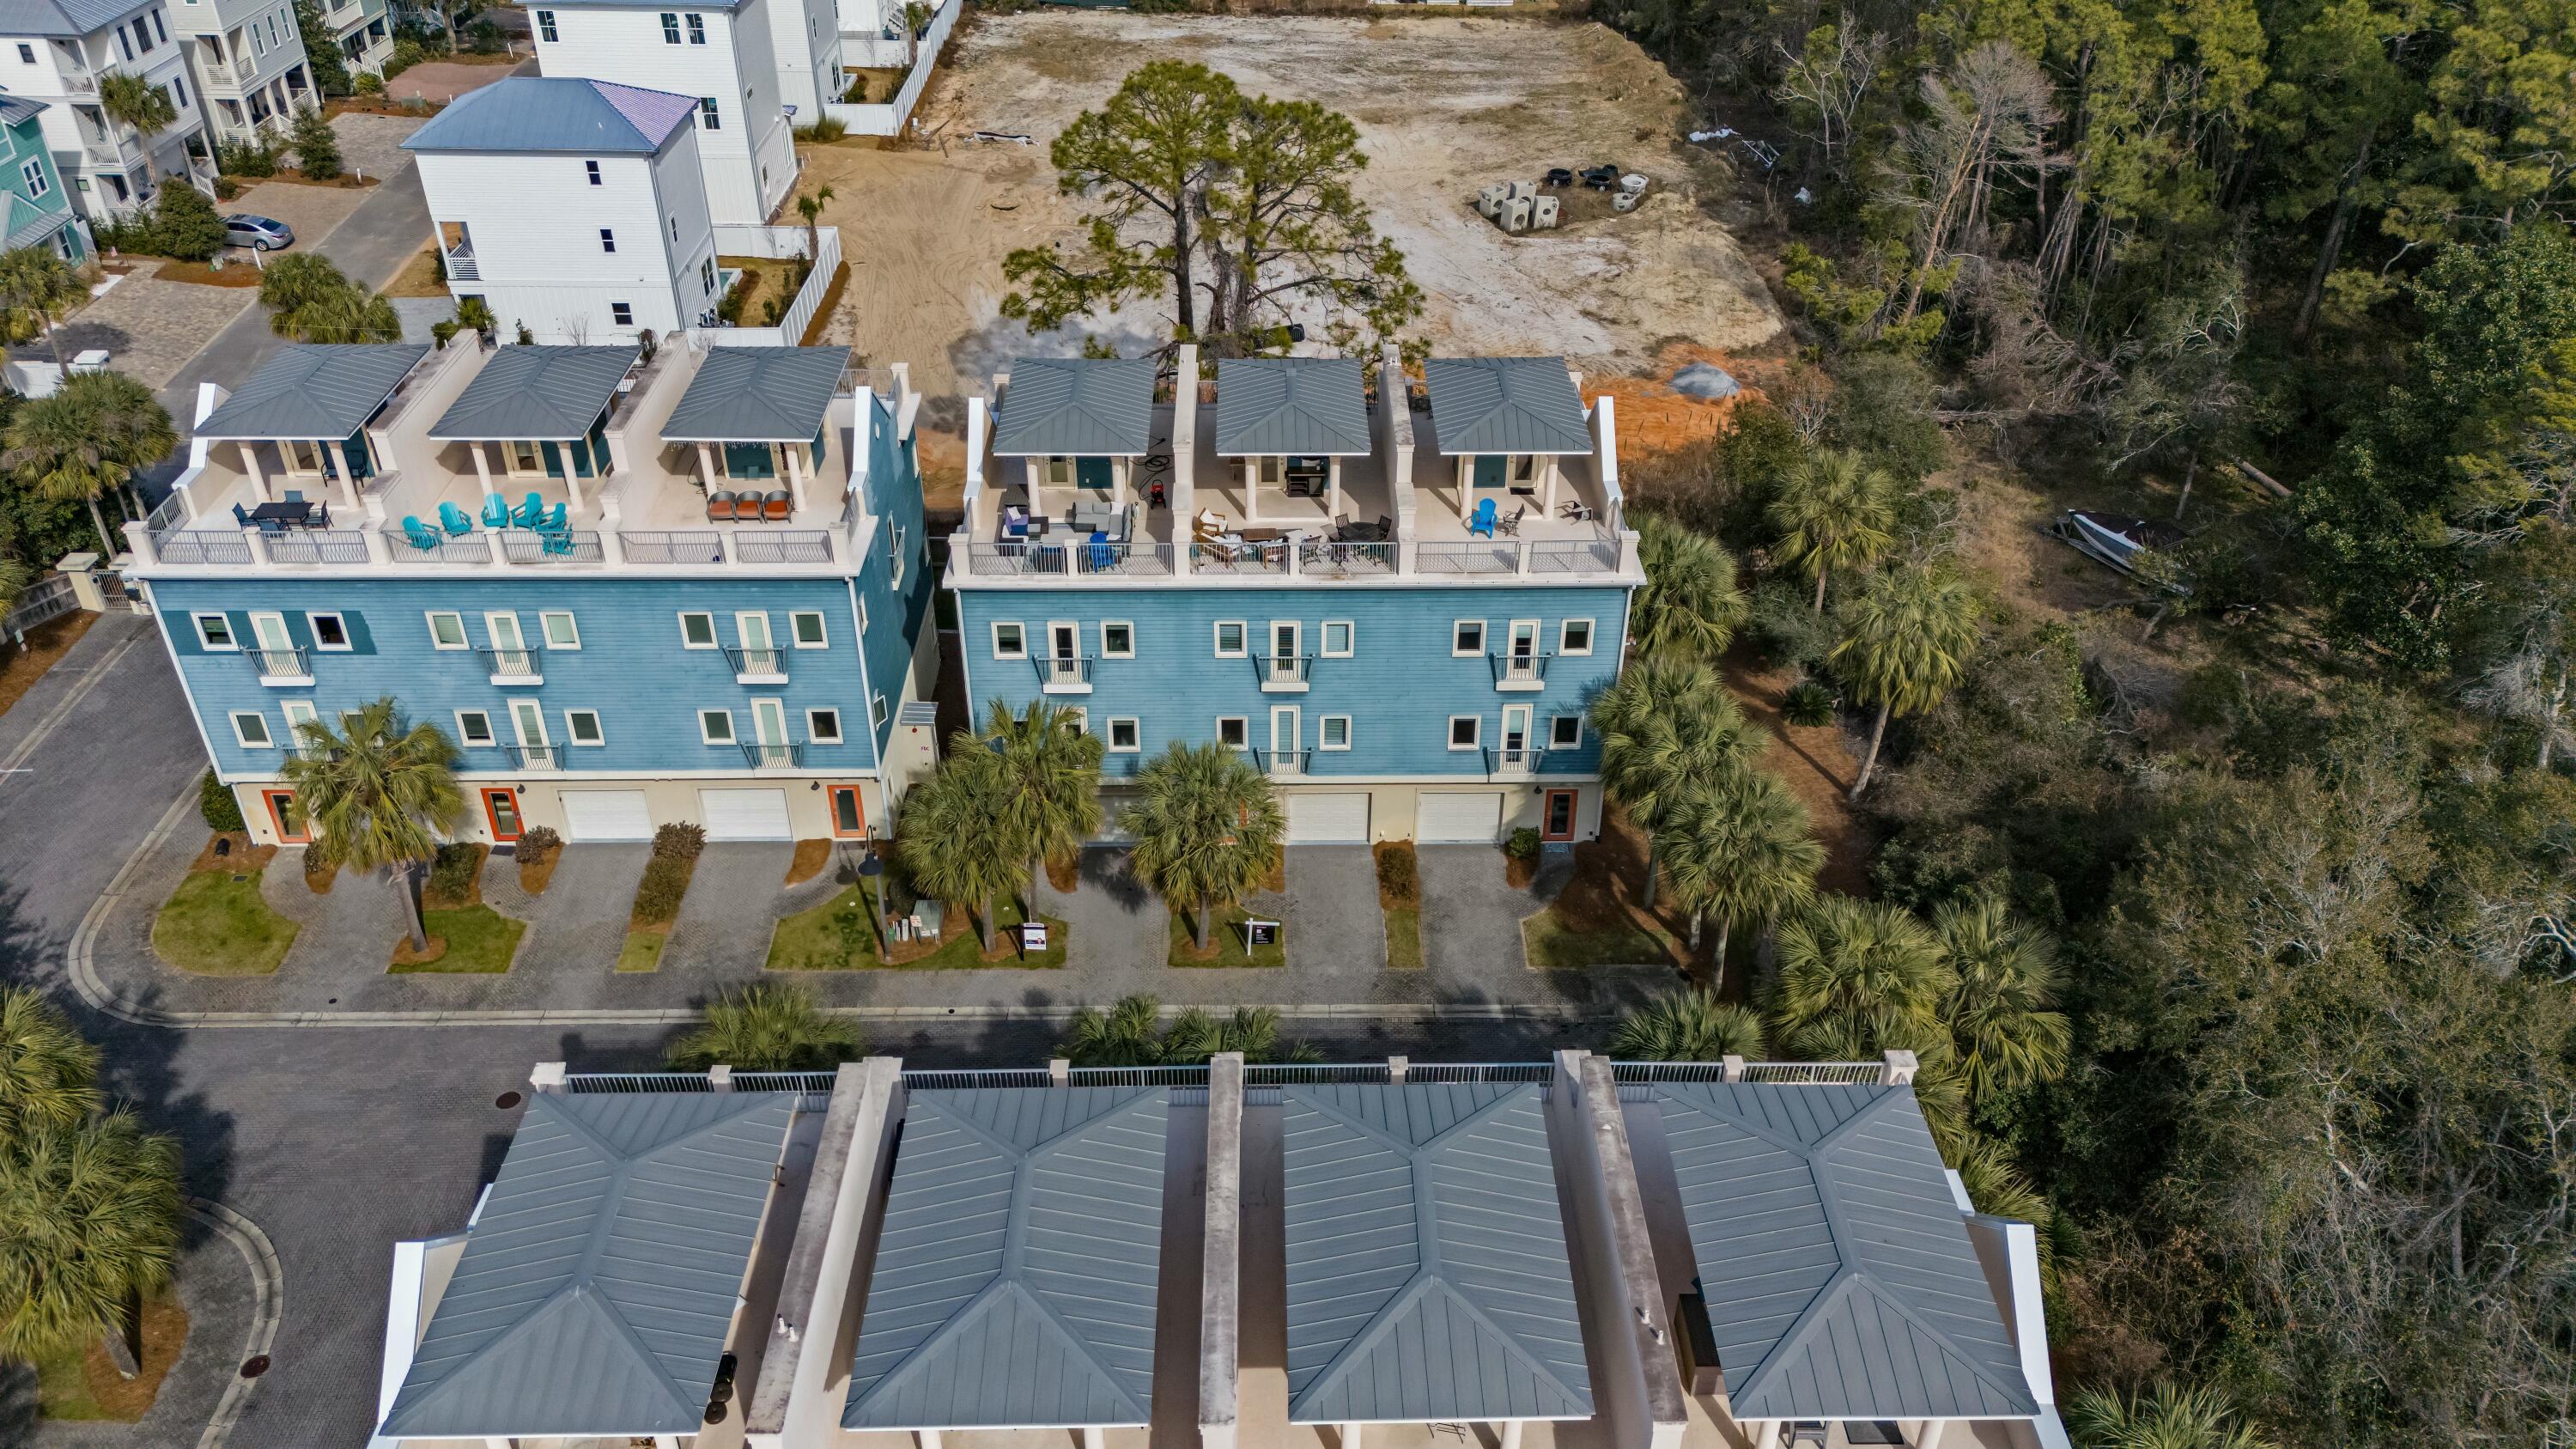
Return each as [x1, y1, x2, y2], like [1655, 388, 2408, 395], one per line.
[352, 70, 384, 95]
[465, 18, 503, 52]
[91, 213, 155, 255]
[153, 186, 228, 261]
[513, 320, 533, 345]
[793, 115, 848, 143]
[1375, 842, 1418, 903]
[302, 833, 337, 879]
[386, 36, 425, 76]
[429, 318, 459, 348]
[515, 825, 562, 866]
[1505, 826, 1541, 861]
[1743, 577, 1835, 669]
[211, 175, 242, 202]
[715, 274, 750, 325]
[1783, 679, 1838, 728]
[289, 107, 342, 179]
[455, 295, 494, 337]
[652, 821, 706, 861]
[633, 855, 692, 923]
[427, 842, 481, 904]
[216, 137, 278, 178]
[199, 770, 246, 832]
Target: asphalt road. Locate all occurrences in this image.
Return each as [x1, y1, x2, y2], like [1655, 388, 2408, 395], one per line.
[0, 620, 1589, 1446]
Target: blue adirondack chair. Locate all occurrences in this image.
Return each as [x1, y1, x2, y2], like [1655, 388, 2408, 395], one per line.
[512, 491, 546, 527]
[401, 516, 440, 551]
[541, 528, 576, 556]
[438, 501, 474, 536]
[1467, 497, 1498, 538]
[480, 492, 509, 528]
[539, 502, 568, 533]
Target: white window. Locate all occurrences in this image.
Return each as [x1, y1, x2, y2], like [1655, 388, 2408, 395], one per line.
[1213, 620, 1247, 657]
[427, 611, 467, 649]
[1549, 715, 1584, 749]
[1452, 620, 1485, 657]
[660, 9, 679, 40]
[485, 612, 526, 653]
[888, 521, 908, 585]
[685, 11, 704, 40]
[1320, 715, 1352, 751]
[791, 611, 828, 648]
[808, 708, 842, 744]
[280, 701, 319, 748]
[737, 612, 775, 653]
[678, 612, 717, 648]
[1321, 620, 1353, 657]
[541, 611, 579, 649]
[1107, 717, 1140, 752]
[564, 709, 605, 746]
[1216, 716, 1248, 750]
[539, 9, 558, 40]
[870, 692, 890, 729]
[698, 96, 720, 130]
[307, 612, 350, 650]
[698, 709, 735, 745]
[1559, 618, 1595, 655]
[230, 711, 272, 748]
[454, 709, 495, 747]
[1100, 621, 1134, 658]
[1448, 715, 1481, 750]
[611, 301, 632, 326]
[991, 621, 1026, 659]
[192, 612, 236, 650]
[20, 158, 46, 198]
[598, 228, 616, 253]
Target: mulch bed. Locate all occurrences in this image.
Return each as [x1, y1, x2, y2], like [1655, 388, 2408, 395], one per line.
[1046, 853, 1078, 892]
[189, 831, 276, 875]
[422, 843, 489, 910]
[325, 97, 445, 119]
[389, 934, 447, 967]
[1505, 851, 1536, 888]
[798, 263, 851, 345]
[151, 261, 264, 288]
[0, 610, 96, 718]
[517, 846, 559, 896]
[786, 838, 832, 886]
[302, 849, 336, 894]
[250, 167, 378, 188]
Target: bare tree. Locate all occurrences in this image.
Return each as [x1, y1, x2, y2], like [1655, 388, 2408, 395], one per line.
[1877, 42, 2059, 325]
[1773, 15, 1888, 182]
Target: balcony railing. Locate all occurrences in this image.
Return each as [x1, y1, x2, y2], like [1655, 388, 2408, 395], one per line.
[741, 740, 804, 769]
[1257, 654, 1311, 691]
[382, 527, 488, 564]
[620, 529, 725, 565]
[1189, 540, 1289, 575]
[963, 540, 1175, 578]
[478, 647, 542, 682]
[1296, 539, 1396, 577]
[1255, 748, 1306, 776]
[500, 528, 605, 564]
[1486, 746, 1547, 776]
[445, 248, 478, 282]
[1529, 537, 1621, 574]
[246, 647, 309, 683]
[1035, 654, 1091, 692]
[732, 530, 834, 564]
[1490, 650, 1552, 691]
[1418, 541, 1520, 575]
[160, 532, 254, 566]
[726, 647, 787, 682]
[263, 528, 372, 564]
[507, 744, 559, 770]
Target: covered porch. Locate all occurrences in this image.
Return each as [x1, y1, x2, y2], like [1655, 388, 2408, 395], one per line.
[989, 356, 1160, 525]
[1210, 356, 1375, 527]
[1419, 356, 1599, 536]
[658, 344, 855, 519]
[426, 344, 640, 520]
[191, 343, 434, 519]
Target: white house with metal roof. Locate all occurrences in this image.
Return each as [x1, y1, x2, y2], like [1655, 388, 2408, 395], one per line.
[0, 0, 212, 216]
[404, 75, 724, 346]
[164, 0, 310, 147]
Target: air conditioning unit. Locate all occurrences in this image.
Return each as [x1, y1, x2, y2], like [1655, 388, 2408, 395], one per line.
[1501, 197, 1533, 233]
[1531, 195, 1561, 228]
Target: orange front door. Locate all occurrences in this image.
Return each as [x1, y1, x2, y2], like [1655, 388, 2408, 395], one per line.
[1541, 788, 1577, 842]
[828, 784, 866, 839]
[483, 788, 524, 842]
[262, 789, 308, 843]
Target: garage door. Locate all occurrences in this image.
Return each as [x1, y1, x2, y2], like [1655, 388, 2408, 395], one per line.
[1416, 792, 1505, 843]
[1288, 793, 1371, 843]
[1092, 791, 1137, 843]
[559, 789, 651, 842]
[700, 788, 792, 841]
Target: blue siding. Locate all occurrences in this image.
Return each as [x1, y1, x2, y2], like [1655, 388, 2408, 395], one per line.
[852, 392, 934, 754]
[955, 583, 1631, 778]
[154, 575, 885, 781]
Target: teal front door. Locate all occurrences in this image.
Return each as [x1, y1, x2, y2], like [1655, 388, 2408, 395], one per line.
[1473, 455, 1507, 491]
[1076, 456, 1113, 491]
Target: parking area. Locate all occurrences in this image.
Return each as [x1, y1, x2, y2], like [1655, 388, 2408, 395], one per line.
[51, 271, 259, 390]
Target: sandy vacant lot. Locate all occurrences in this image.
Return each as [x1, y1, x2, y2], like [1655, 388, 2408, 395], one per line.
[800, 12, 1782, 396]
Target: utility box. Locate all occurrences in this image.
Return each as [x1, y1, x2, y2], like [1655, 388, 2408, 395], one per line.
[1531, 194, 1561, 228]
[1501, 197, 1533, 233]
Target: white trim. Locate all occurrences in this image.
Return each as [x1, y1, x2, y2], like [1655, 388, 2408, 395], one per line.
[1320, 620, 1354, 658]
[484, 611, 526, 653]
[1451, 619, 1485, 657]
[698, 708, 736, 745]
[279, 700, 317, 751]
[1106, 716, 1141, 752]
[1558, 618, 1595, 656]
[736, 610, 775, 652]
[541, 610, 580, 650]
[1100, 620, 1135, 659]
[425, 610, 468, 649]
[808, 707, 843, 744]
[193, 612, 239, 650]
[1268, 618, 1302, 662]
[1216, 715, 1249, 749]
[791, 610, 829, 648]
[1547, 715, 1583, 749]
[230, 710, 273, 749]
[1320, 715, 1352, 751]
[677, 611, 719, 648]
[990, 620, 1027, 660]
[507, 698, 549, 750]
[307, 611, 352, 652]
[1046, 618, 1082, 662]
[1447, 715, 1481, 750]
[1212, 619, 1248, 658]
[453, 709, 495, 748]
[563, 709, 605, 746]
[870, 691, 890, 729]
[247, 610, 293, 654]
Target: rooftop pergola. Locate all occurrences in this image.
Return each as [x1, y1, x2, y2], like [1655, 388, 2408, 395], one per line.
[1212, 357, 1374, 523]
[1419, 357, 1595, 523]
[428, 344, 640, 510]
[659, 344, 853, 514]
[192, 344, 433, 509]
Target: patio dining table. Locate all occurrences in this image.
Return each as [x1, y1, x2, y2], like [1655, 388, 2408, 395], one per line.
[247, 501, 314, 527]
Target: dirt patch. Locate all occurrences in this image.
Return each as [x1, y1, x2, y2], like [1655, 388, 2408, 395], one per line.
[0, 609, 96, 718]
[797, 12, 1780, 394]
[188, 831, 275, 875]
[517, 851, 558, 896]
[1504, 850, 1536, 889]
[799, 262, 850, 345]
[55, 1296, 188, 1421]
[1719, 648, 1873, 897]
[1373, 840, 1418, 910]
[1261, 855, 1286, 895]
[383, 243, 449, 298]
[1548, 808, 1694, 969]
[720, 253, 806, 324]
[150, 260, 265, 288]
[1583, 344, 1810, 460]
[391, 934, 448, 966]
[787, 838, 833, 887]
[253, 167, 378, 189]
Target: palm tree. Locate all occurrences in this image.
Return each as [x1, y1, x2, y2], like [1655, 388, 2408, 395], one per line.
[259, 253, 399, 343]
[1161, 1005, 1320, 1064]
[4, 370, 176, 557]
[1653, 767, 1823, 984]
[1590, 657, 1757, 907]
[2067, 1384, 2275, 1449]
[1948, 1133, 2053, 1252]
[0, 986, 100, 1135]
[979, 697, 1104, 895]
[795, 183, 836, 261]
[1609, 989, 1767, 1061]
[1631, 513, 1747, 660]
[1828, 563, 1982, 799]
[1935, 898, 2071, 1105]
[0, 1109, 183, 1375]
[898, 752, 1025, 953]
[1767, 447, 1896, 612]
[0, 246, 88, 369]
[0, 557, 28, 617]
[1121, 742, 1284, 952]
[1767, 895, 1954, 1048]
[279, 698, 465, 952]
[665, 984, 861, 1070]
[1061, 994, 1167, 1066]
[94, 73, 178, 191]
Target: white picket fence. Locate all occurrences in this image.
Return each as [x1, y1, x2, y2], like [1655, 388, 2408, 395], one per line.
[823, 0, 962, 137]
[705, 226, 842, 347]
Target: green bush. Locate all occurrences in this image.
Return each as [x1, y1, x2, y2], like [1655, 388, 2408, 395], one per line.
[1375, 843, 1418, 903]
[153, 186, 228, 261]
[216, 137, 277, 178]
[90, 212, 155, 255]
[652, 821, 706, 861]
[290, 107, 342, 179]
[465, 18, 503, 52]
[386, 36, 425, 76]
[632, 855, 692, 923]
[199, 770, 246, 832]
[429, 318, 459, 349]
[1505, 826, 1541, 861]
[793, 115, 848, 143]
[352, 70, 385, 95]
[515, 825, 562, 865]
[715, 273, 750, 325]
[211, 175, 242, 201]
[1783, 679, 1838, 728]
[427, 842, 481, 904]
[1743, 577, 1836, 668]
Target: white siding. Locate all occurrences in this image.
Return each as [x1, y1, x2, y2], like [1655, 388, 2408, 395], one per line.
[531, 3, 796, 223]
[2, 15, 212, 216]
[167, 0, 309, 142]
[759, 0, 841, 116]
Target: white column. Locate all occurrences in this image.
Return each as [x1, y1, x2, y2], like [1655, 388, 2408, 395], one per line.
[565, 464, 586, 514]
[699, 441, 718, 489]
[1456, 455, 1472, 520]
[485, 528, 507, 567]
[918, 1431, 943, 1449]
[1328, 455, 1342, 519]
[1498, 1422, 1522, 1449]
[1542, 456, 1559, 515]
[1340, 1426, 1363, 1449]
[239, 440, 269, 502]
[1914, 1421, 1948, 1449]
[337, 441, 362, 508]
[362, 528, 390, 564]
[469, 441, 493, 496]
[786, 443, 808, 513]
[598, 527, 625, 565]
[242, 526, 270, 566]
[1083, 1428, 1106, 1449]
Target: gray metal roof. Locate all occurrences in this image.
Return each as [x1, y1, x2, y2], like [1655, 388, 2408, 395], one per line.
[195, 344, 431, 441]
[990, 357, 1156, 457]
[1279, 1083, 1594, 1425]
[1649, 1083, 2038, 1423]
[431, 344, 638, 441]
[661, 345, 851, 443]
[0, 191, 70, 253]
[378, 1092, 797, 1440]
[0, 0, 151, 37]
[400, 76, 700, 156]
[1421, 357, 1593, 455]
[844, 1087, 1170, 1431]
[1212, 357, 1372, 456]
[0, 94, 44, 127]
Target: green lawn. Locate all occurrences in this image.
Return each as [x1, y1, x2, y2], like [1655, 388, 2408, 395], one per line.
[1170, 904, 1287, 968]
[1521, 907, 1682, 970]
[768, 886, 1067, 970]
[1384, 904, 1424, 969]
[617, 929, 668, 972]
[391, 905, 526, 973]
[153, 868, 299, 975]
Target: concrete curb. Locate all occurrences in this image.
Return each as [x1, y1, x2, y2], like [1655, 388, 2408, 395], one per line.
[185, 1197, 282, 1449]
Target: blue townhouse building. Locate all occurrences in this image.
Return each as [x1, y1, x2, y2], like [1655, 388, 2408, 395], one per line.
[950, 344, 1643, 845]
[128, 338, 938, 847]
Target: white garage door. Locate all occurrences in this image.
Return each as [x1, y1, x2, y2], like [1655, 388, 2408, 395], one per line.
[1092, 791, 1137, 843]
[700, 788, 792, 841]
[1416, 792, 1505, 843]
[1288, 793, 1371, 843]
[559, 789, 652, 842]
